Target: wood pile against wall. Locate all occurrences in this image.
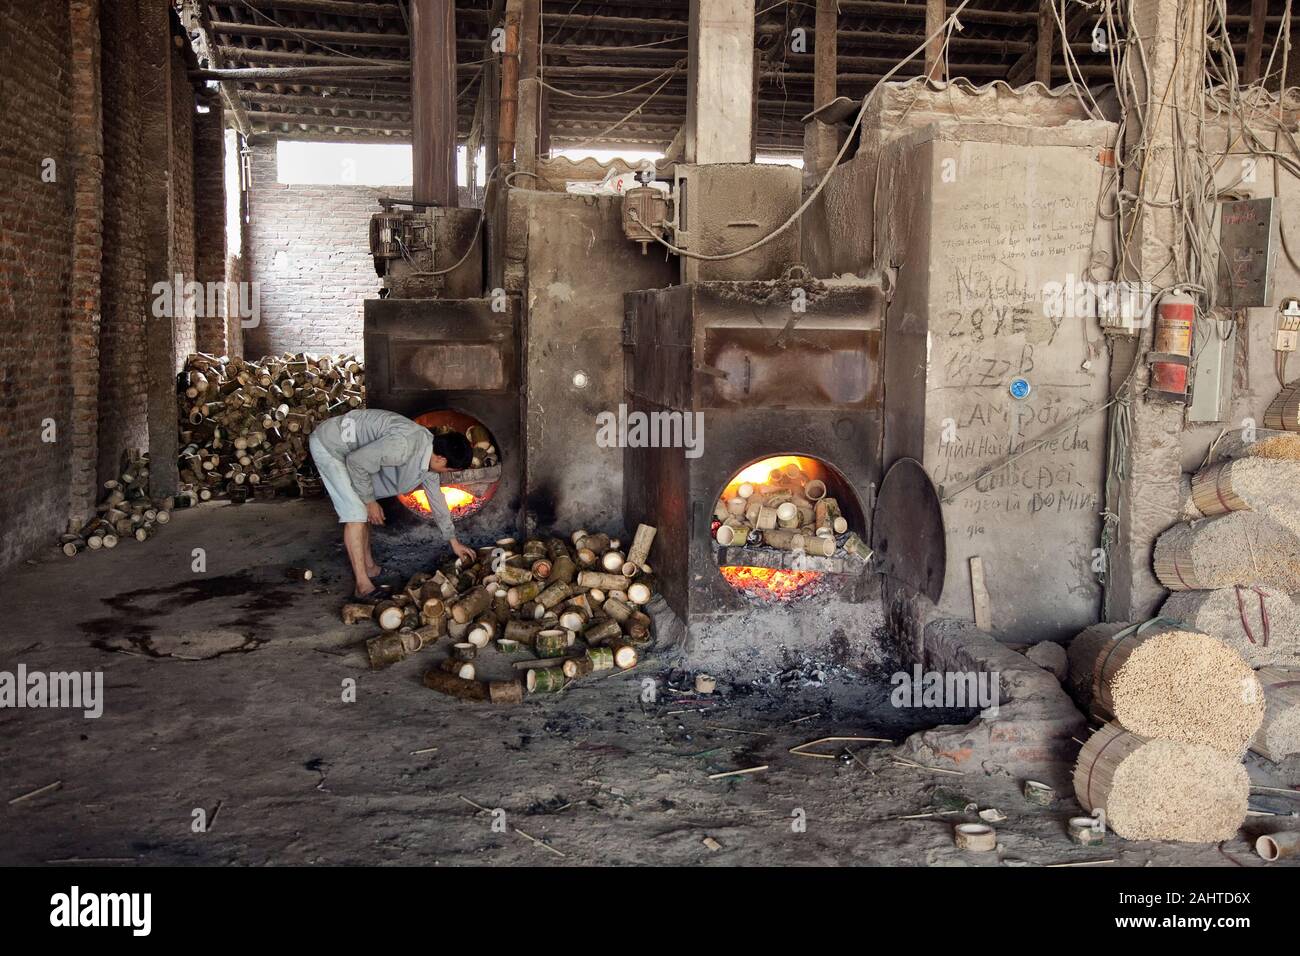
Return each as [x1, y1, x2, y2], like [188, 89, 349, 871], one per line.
[343, 525, 658, 702]
[1073, 722, 1249, 842]
[177, 353, 363, 500]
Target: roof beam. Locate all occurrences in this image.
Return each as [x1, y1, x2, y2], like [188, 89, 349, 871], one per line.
[208, 21, 409, 46]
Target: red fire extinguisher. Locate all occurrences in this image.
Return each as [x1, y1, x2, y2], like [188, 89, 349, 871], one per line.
[1148, 291, 1196, 403]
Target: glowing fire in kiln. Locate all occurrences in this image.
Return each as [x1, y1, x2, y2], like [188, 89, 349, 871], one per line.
[718, 566, 824, 600]
[716, 455, 838, 601]
[400, 486, 480, 518]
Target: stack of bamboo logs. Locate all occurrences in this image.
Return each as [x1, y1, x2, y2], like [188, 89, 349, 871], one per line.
[711, 461, 867, 560]
[59, 451, 185, 556]
[340, 525, 658, 703]
[1264, 381, 1300, 431]
[176, 352, 363, 501]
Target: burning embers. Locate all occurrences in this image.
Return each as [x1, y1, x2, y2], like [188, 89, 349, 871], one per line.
[398, 410, 501, 522]
[712, 456, 869, 602]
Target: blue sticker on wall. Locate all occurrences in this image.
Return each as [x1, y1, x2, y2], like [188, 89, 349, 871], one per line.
[1009, 377, 1031, 399]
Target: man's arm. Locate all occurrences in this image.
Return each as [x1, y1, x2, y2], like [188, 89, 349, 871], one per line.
[419, 475, 457, 541]
[344, 432, 413, 503]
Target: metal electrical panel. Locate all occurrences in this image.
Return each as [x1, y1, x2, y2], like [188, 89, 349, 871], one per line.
[1216, 197, 1277, 309]
[1188, 314, 1236, 423]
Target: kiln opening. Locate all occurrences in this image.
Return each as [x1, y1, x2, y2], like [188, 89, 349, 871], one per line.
[398, 409, 502, 522]
[711, 455, 870, 602]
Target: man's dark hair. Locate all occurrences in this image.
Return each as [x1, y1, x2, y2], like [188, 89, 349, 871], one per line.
[432, 431, 473, 470]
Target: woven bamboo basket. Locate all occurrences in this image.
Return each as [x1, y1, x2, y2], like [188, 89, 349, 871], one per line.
[1250, 667, 1300, 763]
[1072, 722, 1249, 843]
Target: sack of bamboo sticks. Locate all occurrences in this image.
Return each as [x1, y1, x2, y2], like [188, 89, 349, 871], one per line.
[1189, 457, 1300, 517]
[1263, 380, 1300, 432]
[1249, 667, 1300, 763]
[1079, 618, 1264, 756]
[1209, 426, 1300, 463]
[1073, 722, 1248, 843]
[1153, 512, 1300, 592]
[1160, 585, 1300, 669]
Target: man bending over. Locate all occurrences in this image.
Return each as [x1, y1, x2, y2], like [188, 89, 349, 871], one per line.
[309, 409, 476, 599]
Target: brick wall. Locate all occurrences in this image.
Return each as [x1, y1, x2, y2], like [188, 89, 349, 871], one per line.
[97, 0, 150, 486]
[0, 0, 75, 571]
[0, 0, 216, 572]
[244, 141, 402, 357]
[194, 101, 229, 355]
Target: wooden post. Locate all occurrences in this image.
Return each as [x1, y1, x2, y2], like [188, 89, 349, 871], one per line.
[925, 0, 947, 83]
[1034, 0, 1054, 86]
[498, 5, 520, 166]
[411, 0, 457, 206]
[1243, 0, 1268, 85]
[686, 0, 755, 164]
[802, 0, 838, 184]
[514, 0, 541, 174]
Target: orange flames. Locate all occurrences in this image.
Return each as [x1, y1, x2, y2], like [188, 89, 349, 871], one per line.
[400, 486, 478, 517]
[719, 566, 824, 600]
[722, 455, 825, 499]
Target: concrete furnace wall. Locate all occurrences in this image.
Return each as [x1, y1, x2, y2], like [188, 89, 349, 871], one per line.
[879, 119, 1117, 644]
[509, 190, 674, 533]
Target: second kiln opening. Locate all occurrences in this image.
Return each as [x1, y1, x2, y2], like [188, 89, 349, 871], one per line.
[398, 409, 502, 522]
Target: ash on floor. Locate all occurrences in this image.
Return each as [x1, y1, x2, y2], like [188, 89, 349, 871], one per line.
[0, 499, 1295, 867]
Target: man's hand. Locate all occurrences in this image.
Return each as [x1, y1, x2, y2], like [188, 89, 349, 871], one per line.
[366, 501, 385, 526]
[450, 538, 475, 564]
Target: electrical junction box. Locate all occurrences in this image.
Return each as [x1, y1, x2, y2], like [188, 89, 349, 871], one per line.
[1216, 197, 1277, 309]
[1096, 280, 1150, 334]
[1188, 314, 1236, 423]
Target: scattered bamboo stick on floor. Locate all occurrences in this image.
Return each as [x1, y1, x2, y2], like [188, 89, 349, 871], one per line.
[8, 781, 61, 805]
[708, 765, 768, 780]
[458, 795, 491, 813]
[892, 757, 965, 775]
[410, 747, 439, 755]
[1045, 858, 1115, 867]
[513, 826, 566, 858]
[704, 725, 772, 737]
[789, 736, 893, 759]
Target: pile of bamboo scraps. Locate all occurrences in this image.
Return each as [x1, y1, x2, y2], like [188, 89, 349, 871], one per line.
[177, 352, 363, 502]
[341, 526, 659, 702]
[59, 451, 180, 556]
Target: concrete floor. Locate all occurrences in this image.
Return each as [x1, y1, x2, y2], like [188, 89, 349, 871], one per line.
[1, 498, 1296, 867]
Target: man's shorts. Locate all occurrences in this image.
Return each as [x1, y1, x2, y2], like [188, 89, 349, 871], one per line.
[308, 431, 369, 524]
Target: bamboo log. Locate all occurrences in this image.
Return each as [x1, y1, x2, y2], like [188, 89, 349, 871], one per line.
[439, 659, 477, 680]
[422, 668, 491, 701]
[611, 642, 639, 670]
[622, 524, 656, 576]
[584, 618, 622, 646]
[814, 498, 848, 534]
[527, 668, 567, 693]
[488, 679, 524, 704]
[535, 629, 569, 658]
[451, 587, 493, 623]
[577, 570, 632, 591]
[563, 655, 595, 679]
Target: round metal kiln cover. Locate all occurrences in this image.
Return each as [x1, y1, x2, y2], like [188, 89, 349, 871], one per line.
[871, 458, 946, 603]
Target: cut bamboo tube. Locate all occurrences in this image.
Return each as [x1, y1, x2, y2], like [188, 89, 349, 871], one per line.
[439, 659, 476, 680]
[422, 668, 490, 701]
[341, 602, 375, 625]
[577, 570, 632, 591]
[527, 668, 566, 693]
[451, 587, 493, 624]
[488, 679, 524, 704]
[622, 524, 656, 576]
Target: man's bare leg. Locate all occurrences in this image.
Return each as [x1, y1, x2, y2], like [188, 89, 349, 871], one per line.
[344, 522, 377, 597]
[362, 523, 381, 579]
